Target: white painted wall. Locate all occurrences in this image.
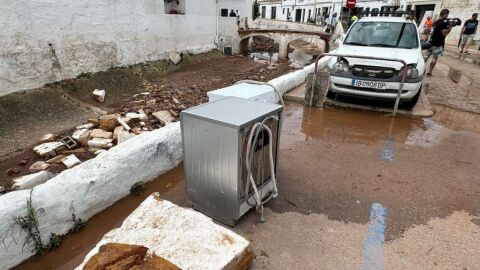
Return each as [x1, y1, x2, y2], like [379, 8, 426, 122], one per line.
[0, 123, 183, 270]
[0, 0, 252, 96]
[219, 0, 254, 20]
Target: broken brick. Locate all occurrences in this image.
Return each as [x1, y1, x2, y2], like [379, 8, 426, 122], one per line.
[152, 111, 174, 126]
[90, 129, 113, 139]
[29, 161, 50, 173]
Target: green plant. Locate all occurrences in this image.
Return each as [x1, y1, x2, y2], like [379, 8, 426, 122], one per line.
[69, 213, 86, 233]
[12, 190, 63, 254]
[47, 233, 62, 250]
[130, 181, 145, 196]
[252, 0, 260, 20]
[13, 190, 46, 254]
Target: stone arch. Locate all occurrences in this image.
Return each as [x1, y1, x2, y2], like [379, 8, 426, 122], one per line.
[287, 36, 327, 57]
[239, 33, 281, 56]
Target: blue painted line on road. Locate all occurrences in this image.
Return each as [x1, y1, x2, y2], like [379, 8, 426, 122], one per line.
[362, 203, 387, 270]
[380, 137, 395, 161]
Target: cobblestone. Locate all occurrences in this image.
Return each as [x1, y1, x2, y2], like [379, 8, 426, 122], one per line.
[425, 55, 480, 114]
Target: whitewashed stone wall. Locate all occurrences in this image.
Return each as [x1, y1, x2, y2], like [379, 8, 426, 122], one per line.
[0, 0, 251, 96]
[0, 123, 183, 270]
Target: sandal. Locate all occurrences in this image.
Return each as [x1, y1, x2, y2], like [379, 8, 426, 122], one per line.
[464, 51, 470, 54]
[426, 73, 432, 77]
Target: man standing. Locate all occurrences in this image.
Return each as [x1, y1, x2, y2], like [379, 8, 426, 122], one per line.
[424, 9, 452, 77]
[460, 13, 478, 54]
[425, 16, 433, 35]
[236, 10, 241, 26]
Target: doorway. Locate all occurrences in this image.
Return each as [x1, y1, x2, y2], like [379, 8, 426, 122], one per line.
[415, 4, 435, 23]
[295, 9, 302, 22]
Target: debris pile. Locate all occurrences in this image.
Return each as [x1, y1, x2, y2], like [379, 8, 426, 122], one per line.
[7, 108, 177, 193]
[250, 36, 279, 53]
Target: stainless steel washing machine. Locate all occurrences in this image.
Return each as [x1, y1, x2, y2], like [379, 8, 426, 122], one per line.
[181, 97, 283, 226]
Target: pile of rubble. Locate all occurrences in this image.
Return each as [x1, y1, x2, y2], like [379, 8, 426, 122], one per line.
[250, 36, 279, 53]
[8, 107, 176, 192]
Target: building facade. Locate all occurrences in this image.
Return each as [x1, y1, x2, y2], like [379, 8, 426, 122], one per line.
[0, 0, 254, 96]
[258, 0, 479, 45]
[258, 0, 449, 25]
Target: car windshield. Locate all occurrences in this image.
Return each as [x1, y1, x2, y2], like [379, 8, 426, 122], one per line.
[344, 21, 419, 49]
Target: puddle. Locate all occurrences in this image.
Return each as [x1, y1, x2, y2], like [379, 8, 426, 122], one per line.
[282, 103, 424, 147]
[405, 118, 443, 147]
[14, 166, 186, 270]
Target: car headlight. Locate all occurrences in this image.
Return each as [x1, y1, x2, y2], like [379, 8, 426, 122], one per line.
[332, 61, 349, 73]
[406, 67, 419, 79]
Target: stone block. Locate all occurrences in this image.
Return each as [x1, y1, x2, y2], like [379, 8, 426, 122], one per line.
[12, 171, 53, 190]
[152, 111, 174, 126]
[92, 89, 106, 103]
[90, 129, 113, 139]
[62, 154, 82, 168]
[76, 195, 253, 270]
[99, 114, 119, 130]
[88, 138, 114, 149]
[117, 131, 136, 144]
[72, 129, 90, 141]
[168, 51, 182, 64]
[29, 161, 50, 173]
[33, 142, 64, 156]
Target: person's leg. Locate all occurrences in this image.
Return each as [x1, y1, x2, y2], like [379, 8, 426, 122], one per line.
[460, 35, 467, 53]
[427, 56, 438, 76]
[464, 35, 473, 53]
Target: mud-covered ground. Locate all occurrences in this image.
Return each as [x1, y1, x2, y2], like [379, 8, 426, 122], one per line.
[0, 51, 291, 190]
[16, 101, 480, 270]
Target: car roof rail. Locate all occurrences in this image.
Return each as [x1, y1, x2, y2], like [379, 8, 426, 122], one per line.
[360, 10, 415, 20]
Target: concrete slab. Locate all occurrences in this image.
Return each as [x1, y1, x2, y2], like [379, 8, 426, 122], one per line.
[283, 83, 306, 102]
[412, 91, 434, 117]
[76, 194, 253, 270]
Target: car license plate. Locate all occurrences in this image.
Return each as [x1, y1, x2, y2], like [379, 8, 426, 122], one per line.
[352, 80, 386, 90]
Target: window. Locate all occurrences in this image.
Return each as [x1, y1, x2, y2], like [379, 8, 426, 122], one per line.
[165, 0, 185, 15]
[344, 22, 419, 49]
[308, 9, 311, 21]
[261, 6, 266, 18]
[221, 9, 228, 17]
[271, 6, 277, 19]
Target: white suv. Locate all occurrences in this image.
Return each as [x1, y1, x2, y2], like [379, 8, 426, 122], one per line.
[328, 16, 425, 107]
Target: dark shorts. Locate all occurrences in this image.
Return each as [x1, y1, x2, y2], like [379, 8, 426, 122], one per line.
[425, 46, 444, 58]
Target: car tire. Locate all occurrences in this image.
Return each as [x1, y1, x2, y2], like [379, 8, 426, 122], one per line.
[403, 86, 422, 109]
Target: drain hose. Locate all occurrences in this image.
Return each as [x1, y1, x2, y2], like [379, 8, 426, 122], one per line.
[234, 80, 285, 107]
[245, 115, 279, 223]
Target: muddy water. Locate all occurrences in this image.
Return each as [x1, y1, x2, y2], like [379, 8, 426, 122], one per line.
[14, 166, 187, 270]
[275, 102, 480, 240]
[13, 102, 480, 269]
